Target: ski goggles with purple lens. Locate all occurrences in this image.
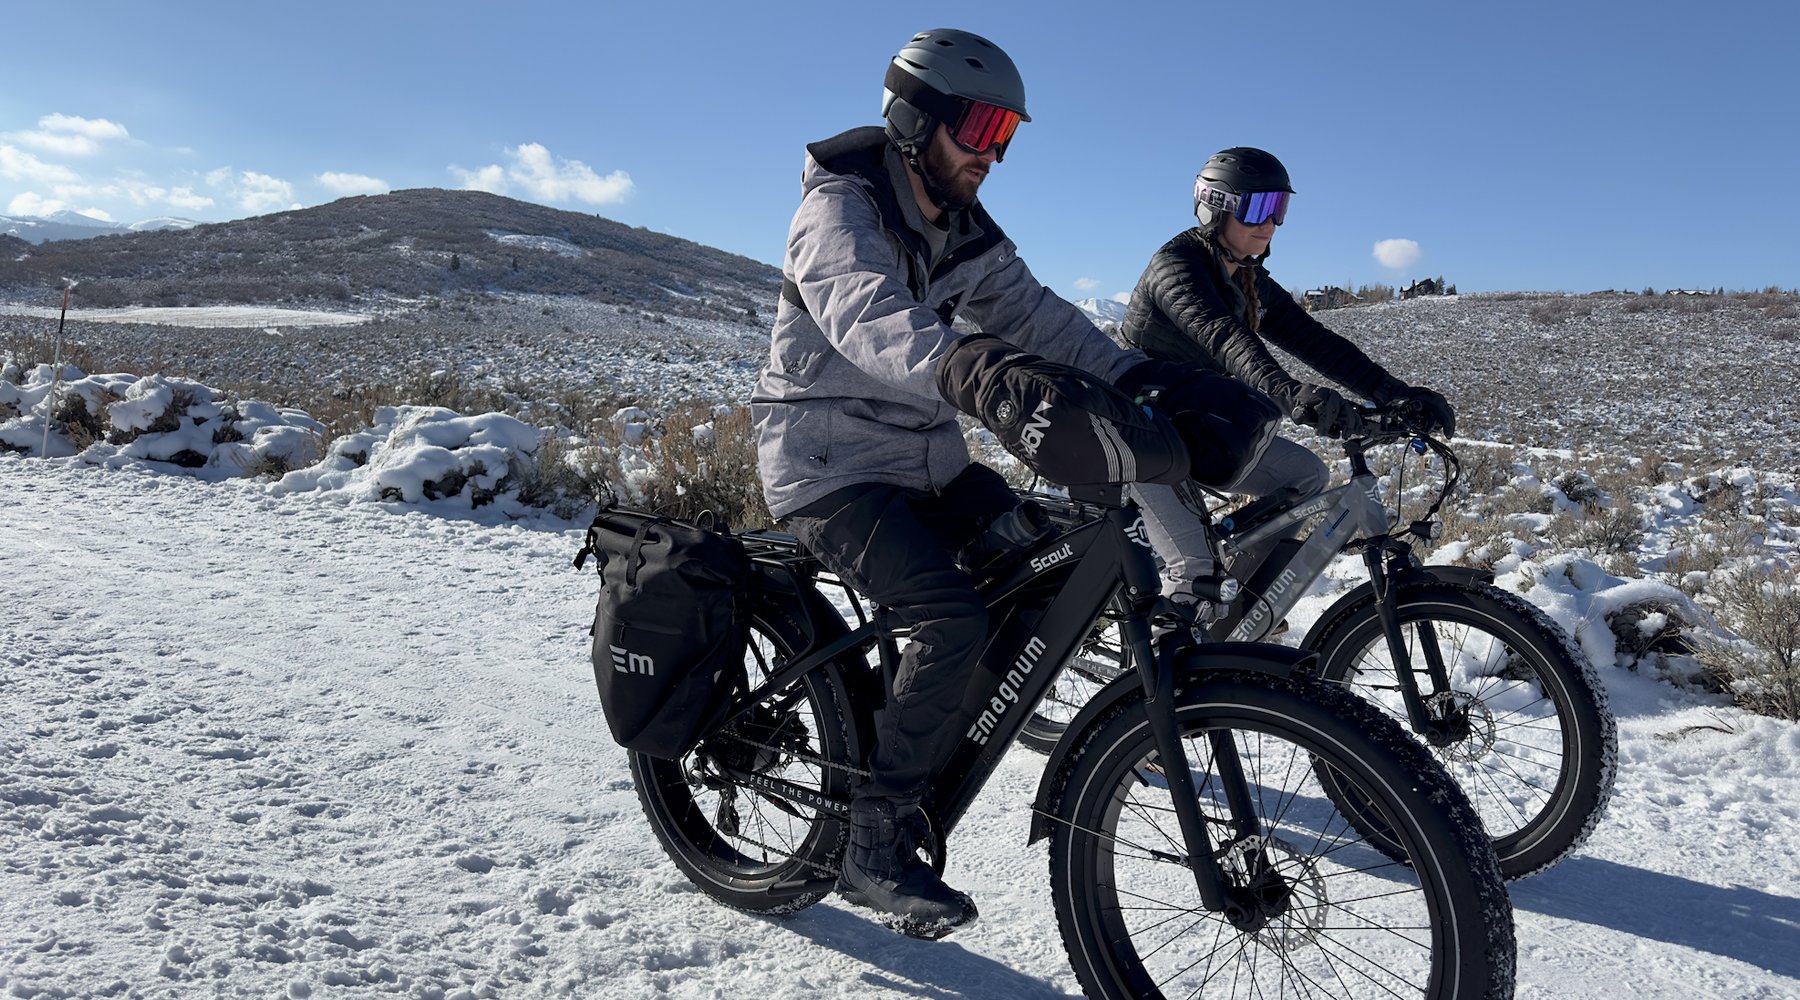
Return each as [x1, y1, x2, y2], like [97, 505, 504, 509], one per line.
[1196, 181, 1291, 226]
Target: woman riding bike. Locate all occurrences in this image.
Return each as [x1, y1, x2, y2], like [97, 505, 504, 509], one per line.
[1118, 146, 1457, 605]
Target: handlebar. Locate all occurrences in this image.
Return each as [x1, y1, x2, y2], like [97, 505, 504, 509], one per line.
[1339, 402, 1461, 533]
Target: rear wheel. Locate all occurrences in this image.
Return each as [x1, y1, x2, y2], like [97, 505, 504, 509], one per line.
[631, 603, 858, 914]
[1048, 670, 1513, 999]
[1307, 580, 1614, 879]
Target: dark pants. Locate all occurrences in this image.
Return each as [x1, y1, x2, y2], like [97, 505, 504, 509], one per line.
[781, 463, 1019, 807]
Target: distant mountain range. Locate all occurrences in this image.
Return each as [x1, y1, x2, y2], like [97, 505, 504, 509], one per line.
[0, 189, 780, 324]
[1072, 296, 1128, 329]
[0, 210, 197, 244]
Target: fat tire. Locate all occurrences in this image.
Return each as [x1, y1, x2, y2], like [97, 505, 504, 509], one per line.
[1306, 580, 1614, 879]
[631, 601, 856, 914]
[1047, 670, 1514, 1000]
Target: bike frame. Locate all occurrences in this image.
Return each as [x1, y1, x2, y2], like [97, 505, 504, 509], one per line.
[1211, 438, 1397, 643]
[721, 496, 1297, 913]
[1204, 431, 1463, 739]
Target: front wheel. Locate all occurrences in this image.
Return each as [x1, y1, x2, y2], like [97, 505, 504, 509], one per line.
[1047, 670, 1514, 1000]
[630, 602, 859, 914]
[1307, 580, 1615, 879]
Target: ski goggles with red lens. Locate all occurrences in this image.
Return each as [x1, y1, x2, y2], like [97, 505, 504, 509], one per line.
[948, 99, 1023, 158]
[1197, 182, 1292, 226]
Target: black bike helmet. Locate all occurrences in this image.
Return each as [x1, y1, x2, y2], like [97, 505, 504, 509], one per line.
[1192, 147, 1294, 236]
[882, 28, 1030, 160]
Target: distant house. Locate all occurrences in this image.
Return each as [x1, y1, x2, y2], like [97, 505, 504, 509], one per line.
[1401, 278, 1442, 299]
[1303, 286, 1360, 311]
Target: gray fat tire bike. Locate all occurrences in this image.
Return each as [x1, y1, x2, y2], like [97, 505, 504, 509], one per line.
[1021, 405, 1616, 881]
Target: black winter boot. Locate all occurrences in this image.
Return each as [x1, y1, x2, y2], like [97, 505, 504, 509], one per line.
[837, 798, 977, 939]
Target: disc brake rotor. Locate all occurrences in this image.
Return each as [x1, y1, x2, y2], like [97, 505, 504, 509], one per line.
[1222, 835, 1327, 949]
[1427, 690, 1498, 763]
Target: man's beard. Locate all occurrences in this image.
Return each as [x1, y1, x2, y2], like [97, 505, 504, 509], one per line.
[918, 140, 983, 211]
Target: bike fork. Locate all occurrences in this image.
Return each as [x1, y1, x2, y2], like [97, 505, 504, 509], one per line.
[1123, 622, 1256, 920]
[1363, 547, 1457, 737]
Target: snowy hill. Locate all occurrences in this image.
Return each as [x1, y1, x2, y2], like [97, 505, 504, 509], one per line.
[0, 189, 780, 322]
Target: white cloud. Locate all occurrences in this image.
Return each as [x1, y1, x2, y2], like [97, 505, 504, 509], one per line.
[165, 187, 214, 212]
[9, 114, 131, 156]
[7, 191, 66, 216]
[1073, 277, 1100, 292]
[451, 163, 508, 194]
[40, 114, 130, 141]
[0, 144, 81, 184]
[452, 143, 633, 206]
[236, 171, 296, 214]
[318, 171, 389, 196]
[1110, 291, 1131, 304]
[1373, 238, 1423, 271]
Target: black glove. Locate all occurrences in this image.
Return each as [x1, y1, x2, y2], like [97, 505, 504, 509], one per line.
[1291, 384, 1366, 439]
[1386, 384, 1456, 437]
[1118, 360, 1282, 490]
[937, 334, 1189, 487]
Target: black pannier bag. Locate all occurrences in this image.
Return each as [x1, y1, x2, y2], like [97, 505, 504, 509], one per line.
[574, 506, 751, 758]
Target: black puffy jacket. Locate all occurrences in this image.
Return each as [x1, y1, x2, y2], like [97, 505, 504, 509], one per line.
[1118, 228, 1402, 415]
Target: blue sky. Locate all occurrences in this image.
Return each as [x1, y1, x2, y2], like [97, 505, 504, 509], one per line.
[4, 1, 1794, 299]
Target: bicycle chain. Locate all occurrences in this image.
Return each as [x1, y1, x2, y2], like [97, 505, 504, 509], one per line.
[708, 727, 871, 780]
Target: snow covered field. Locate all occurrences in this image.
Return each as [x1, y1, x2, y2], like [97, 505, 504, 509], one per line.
[5, 456, 1799, 999]
[0, 304, 370, 329]
[4, 288, 1798, 997]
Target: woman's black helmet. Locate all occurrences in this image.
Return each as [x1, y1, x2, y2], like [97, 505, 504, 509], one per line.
[882, 29, 1030, 159]
[1193, 147, 1294, 235]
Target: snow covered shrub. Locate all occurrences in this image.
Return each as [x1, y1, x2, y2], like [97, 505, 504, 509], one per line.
[1661, 522, 1761, 596]
[630, 403, 769, 528]
[1552, 470, 1607, 514]
[275, 405, 540, 511]
[1569, 508, 1646, 556]
[1694, 564, 1800, 721]
[516, 433, 615, 519]
[1456, 444, 1522, 498]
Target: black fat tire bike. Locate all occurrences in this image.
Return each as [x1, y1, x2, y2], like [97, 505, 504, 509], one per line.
[1020, 407, 1615, 881]
[623, 487, 1515, 999]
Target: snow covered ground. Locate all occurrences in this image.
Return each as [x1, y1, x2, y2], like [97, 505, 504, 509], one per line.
[0, 304, 370, 329]
[5, 455, 1798, 999]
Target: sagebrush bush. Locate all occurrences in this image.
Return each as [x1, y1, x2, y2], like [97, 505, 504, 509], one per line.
[1661, 522, 1760, 596]
[626, 404, 771, 529]
[1695, 564, 1800, 721]
[1568, 508, 1646, 555]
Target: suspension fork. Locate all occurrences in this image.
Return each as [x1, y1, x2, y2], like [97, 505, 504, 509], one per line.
[1122, 616, 1260, 919]
[1361, 545, 1458, 738]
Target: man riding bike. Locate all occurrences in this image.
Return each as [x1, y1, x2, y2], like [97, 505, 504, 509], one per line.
[1118, 146, 1458, 608]
[751, 31, 1276, 936]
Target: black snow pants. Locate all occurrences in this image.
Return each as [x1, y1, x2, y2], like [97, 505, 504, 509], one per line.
[780, 462, 1018, 809]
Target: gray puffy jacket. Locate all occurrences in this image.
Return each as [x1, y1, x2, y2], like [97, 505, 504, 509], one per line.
[752, 127, 1142, 519]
